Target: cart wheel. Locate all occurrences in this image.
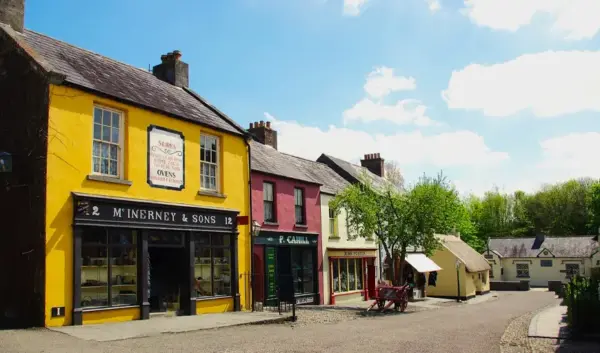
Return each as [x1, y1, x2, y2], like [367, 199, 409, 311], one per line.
[394, 302, 400, 312]
[399, 295, 408, 312]
[377, 300, 385, 310]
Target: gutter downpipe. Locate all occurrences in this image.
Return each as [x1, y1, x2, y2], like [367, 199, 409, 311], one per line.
[246, 137, 255, 312]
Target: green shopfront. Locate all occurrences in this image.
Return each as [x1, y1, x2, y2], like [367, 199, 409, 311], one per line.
[252, 230, 319, 306]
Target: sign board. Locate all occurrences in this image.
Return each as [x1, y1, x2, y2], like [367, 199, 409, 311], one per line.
[328, 249, 378, 258]
[0, 152, 11, 173]
[147, 125, 185, 190]
[255, 233, 318, 247]
[296, 296, 315, 305]
[266, 247, 277, 299]
[73, 194, 238, 231]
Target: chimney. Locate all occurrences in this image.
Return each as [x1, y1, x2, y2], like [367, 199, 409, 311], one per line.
[248, 121, 278, 149]
[152, 50, 189, 87]
[0, 0, 25, 33]
[360, 152, 385, 177]
[533, 233, 545, 249]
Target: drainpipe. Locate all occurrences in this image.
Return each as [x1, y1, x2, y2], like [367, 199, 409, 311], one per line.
[246, 138, 255, 312]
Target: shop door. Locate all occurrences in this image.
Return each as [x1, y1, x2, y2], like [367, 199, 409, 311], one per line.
[367, 260, 376, 299]
[276, 246, 294, 302]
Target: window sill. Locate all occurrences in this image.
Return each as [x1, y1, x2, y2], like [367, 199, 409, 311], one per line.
[332, 289, 364, 297]
[193, 295, 233, 302]
[294, 224, 309, 229]
[516, 276, 530, 279]
[263, 221, 279, 226]
[197, 190, 227, 199]
[329, 236, 340, 240]
[87, 175, 132, 186]
[77, 304, 139, 313]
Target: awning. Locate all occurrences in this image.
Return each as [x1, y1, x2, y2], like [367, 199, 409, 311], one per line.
[405, 254, 442, 273]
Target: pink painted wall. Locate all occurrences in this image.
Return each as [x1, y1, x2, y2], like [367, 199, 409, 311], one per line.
[251, 171, 323, 304]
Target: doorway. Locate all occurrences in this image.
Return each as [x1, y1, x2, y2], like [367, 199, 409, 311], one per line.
[148, 246, 186, 314]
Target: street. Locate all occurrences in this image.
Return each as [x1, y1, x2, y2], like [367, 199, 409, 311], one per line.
[0, 291, 565, 353]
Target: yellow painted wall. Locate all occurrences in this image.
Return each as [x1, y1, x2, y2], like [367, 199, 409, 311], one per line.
[500, 257, 591, 286]
[45, 85, 251, 326]
[196, 298, 234, 314]
[82, 308, 140, 325]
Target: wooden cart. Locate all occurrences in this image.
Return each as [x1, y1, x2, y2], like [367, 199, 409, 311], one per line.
[366, 283, 410, 312]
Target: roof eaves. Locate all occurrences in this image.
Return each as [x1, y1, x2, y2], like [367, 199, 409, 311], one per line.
[251, 169, 322, 187]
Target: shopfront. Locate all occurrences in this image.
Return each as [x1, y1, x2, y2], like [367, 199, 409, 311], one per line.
[327, 249, 378, 305]
[253, 230, 319, 306]
[71, 193, 240, 325]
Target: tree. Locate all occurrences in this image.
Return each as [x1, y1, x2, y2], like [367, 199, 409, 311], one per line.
[330, 171, 465, 285]
[384, 161, 404, 189]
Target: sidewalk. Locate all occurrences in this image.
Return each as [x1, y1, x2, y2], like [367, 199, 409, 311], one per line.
[49, 312, 291, 342]
[528, 304, 570, 339]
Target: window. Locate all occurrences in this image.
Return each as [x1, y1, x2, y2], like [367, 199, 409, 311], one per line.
[200, 134, 219, 191]
[81, 228, 137, 308]
[540, 260, 553, 267]
[489, 267, 494, 278]
[291, 248, 315, 295]
[194, 233, 231, 298]
[328, 209, 338, 238]
[516, 263, 529, 278]
[331, 258, 364, 293]
[93, 106, 123, 178]
[263, 182, 275, 222]
[294, 188, 305, 225]
[565, 264, 580, 279]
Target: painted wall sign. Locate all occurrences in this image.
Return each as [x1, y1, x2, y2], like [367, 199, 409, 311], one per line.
[328, 249, 378, 258]
[147, 125, 185, 190]
[0, 152, 12, 173]
[296, 296, 315, 305]
[266, 247, 277, 299]
[73, 194, 238, 230]
[254, 232, 318, 247]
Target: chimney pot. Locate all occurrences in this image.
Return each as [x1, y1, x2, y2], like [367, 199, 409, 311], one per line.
[266, 121, 271, 129]
[259, 120, 264, 127]
[248, 119, 278, 150]
[173, 50, 182, 60]
[361, 152, 385, 177]
[249, 123, 254, 129]
[0, 0, 25, 33]
[153, 50, 189, 88]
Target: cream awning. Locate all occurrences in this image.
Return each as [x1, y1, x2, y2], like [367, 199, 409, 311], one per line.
[405, 253, 442, 273]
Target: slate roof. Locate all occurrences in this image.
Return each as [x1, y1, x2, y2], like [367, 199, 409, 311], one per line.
[317, 153, 391, 190]
[489, 236, 599, 258]
[250, 141, 349, 194]
[437, 235, 491, 273]
[1, 24, 245, 135]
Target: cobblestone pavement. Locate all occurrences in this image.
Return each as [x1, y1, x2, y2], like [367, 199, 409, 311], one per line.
[0, 291, 557, 353]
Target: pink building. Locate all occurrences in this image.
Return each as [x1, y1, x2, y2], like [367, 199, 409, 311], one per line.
[249, 122, 324, 306]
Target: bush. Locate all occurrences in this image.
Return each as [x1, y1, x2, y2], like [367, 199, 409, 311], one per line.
[563, 276, 600, 334]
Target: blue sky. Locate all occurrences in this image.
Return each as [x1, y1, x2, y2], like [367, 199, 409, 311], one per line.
[26, 0, 600, 195]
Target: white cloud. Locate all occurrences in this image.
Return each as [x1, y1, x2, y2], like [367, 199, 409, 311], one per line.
[427, 0, 441, 12]
[364, 66, 416, 99]
[537, 132, 600, 181]
[442, 50, 600, 118]
[462, 0, 600, 40]
[343, 0, 368, 16]
[343, 98, 437, 126]
[266, 112, 509, 168]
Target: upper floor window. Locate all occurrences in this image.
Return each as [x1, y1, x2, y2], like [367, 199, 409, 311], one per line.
[263, 182, 275, 222]
[294, 188, 305, 225]
[93, 106, 123, 178]
[328, 208, 338, 238]
[200, 134, 219, 191]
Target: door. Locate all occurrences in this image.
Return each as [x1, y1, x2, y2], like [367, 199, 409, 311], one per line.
[276, 246, 294, 302]
[367, 260, 376, 299]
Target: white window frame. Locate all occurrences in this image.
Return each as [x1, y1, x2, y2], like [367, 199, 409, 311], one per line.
[92, 105, 124, 179]
[200, 134, 220, 192]
[516, 263, 529, 278]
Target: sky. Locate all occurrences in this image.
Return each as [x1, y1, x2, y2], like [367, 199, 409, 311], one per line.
[25, 0, 600, 196]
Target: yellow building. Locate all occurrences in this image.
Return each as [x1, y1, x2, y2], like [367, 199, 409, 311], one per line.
[0, 11, 251, 328]
[486, 235, 600, 287]
[426, 235, 491, 300]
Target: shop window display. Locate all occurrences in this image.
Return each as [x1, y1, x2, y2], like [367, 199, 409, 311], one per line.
[81, 228, 137, 308]
[331, 258, 364, 293]
[291, 248, 314, 295]
[194, 233, 232, 298]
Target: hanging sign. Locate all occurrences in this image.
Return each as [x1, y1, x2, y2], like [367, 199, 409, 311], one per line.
[147, 125, 185, 190]
[0, 152, 11, 173]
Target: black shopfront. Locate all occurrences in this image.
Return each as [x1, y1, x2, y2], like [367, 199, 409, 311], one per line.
[72, 192, 240, 325]
[253, 231, 319, 307]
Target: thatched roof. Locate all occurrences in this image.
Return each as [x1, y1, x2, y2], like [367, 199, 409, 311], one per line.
[437, 234, 491, 273]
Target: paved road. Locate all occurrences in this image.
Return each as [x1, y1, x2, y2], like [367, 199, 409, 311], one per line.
[0, 291, 557, 353]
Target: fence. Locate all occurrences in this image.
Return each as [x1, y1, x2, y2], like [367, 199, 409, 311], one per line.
[245, 271, 297, 319]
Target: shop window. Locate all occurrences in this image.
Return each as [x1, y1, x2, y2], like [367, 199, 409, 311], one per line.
[81, 228, 137, 308]
[331, 258, 364, 293]
[328, 209, 338, 238]
[200, 134, 219, 192]
[516, 263, 529, 278]
[540, 260, 553, 267]
[194, 233, 231, 298]
[92, 106, 123, 178]
[263, 182, 275, 222]
[294, 188, 305, 225]
[291, 248, 315, 295]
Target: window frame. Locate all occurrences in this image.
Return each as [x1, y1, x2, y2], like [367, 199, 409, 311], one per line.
[540, 259, 553, 267]
[565, 263, 580, 278]
[328, 208, 338, 238]
[92, 105, 125, 179]
[291, 248, 315, 295]
[263, 182, 276, 223]
[516, 263, 530, 278]
[294, 187, 306, 225]
[200, 134, 220, 192]
[193, 233, 232, 298]
[331, 258, 364, 293]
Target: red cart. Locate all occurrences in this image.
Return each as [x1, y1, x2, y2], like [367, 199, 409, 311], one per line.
[366, 283, 410, 312]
